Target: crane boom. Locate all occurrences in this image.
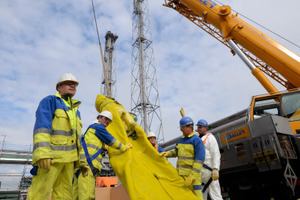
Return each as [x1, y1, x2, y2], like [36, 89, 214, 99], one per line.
[163, 0, 300, 89]
[162, 1, 300, 198]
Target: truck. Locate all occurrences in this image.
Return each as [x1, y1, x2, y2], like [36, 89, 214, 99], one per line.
[160, 0, 300, 199]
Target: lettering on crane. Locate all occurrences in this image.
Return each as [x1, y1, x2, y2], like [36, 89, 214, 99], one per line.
[221, 126, 251, 144]
[198, 0, 217, 9]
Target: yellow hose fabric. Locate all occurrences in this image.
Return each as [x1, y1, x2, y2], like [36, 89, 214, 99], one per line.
[95, 94, 199, 200]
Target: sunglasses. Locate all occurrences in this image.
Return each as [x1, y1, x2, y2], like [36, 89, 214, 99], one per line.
[102, 117, 112, 122]
[180, 125, 189, 130]
[63, 82, 77, 87]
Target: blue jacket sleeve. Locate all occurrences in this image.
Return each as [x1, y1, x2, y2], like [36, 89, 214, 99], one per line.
[194, 137, 205, 163]
[94, 124, 116, 145]
[158, 146, 164, 153]
[34, 95, 56, 132]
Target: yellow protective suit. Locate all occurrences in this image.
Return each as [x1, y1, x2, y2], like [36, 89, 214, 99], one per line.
[73, 122, 127, 200]
[73, 167, 96, 200]
[95, 95, 200, 200]
[28, 93, 82, 200]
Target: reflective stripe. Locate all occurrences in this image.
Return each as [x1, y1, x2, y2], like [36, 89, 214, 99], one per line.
[193, 185, 202, 190]
[177, 165, 200, 173]
[80, 154, 86, 159]
[33, 128, 51, 136]
[80, 153, 101, 163]
[33, 142, 51, 151]
[108, 138, 116, 146]
[178, 156, 194, 160]
[93, 157, 101, 163]
[86, 144, 101, 151]
[116, 142, 122, 149]
[98, 99, 116, 110]
[51, 130, 73, 136]
[51, 144, 77, 151]
[192, 167, 200, 173]
[177, 164, 192, 169]
[102, 101, 116, 109]
[98, 99, 107, 110]
[33, 129, 76, 137]
[194, 159, 204, 164]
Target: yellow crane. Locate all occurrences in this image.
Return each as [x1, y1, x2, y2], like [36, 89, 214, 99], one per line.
[164, 0, 300, 91]
[162, 0, 300, 198]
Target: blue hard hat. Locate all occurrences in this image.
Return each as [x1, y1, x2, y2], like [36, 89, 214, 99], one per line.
[196, 119, 208, 127]
[180, 116, 194, 127]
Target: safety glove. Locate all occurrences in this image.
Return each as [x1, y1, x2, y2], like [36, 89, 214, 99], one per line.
[185, 175, 195, 187]
[125, 142, 133, 150]
[37, 158, 52, 171]
[211, 168, 219, 181]
[119, 142, 133, 152]
[81, 165, 89, 177]
[159, 152, 168, 157]
[104, 144, 109, 150]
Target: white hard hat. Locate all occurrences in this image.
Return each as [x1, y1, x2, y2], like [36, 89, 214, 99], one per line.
[99, 111, 113, 122]
[56, 73, 79, 90]
[147, 132, 156, 138]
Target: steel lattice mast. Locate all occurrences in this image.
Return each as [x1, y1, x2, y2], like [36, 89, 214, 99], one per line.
[101, 31, 118, 97]
[131, 0, 165, 143]
[100, 31, 118, 176]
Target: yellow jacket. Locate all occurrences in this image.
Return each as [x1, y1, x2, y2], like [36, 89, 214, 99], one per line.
[166, 132, 205, 178]
[79, 122, 126, 173]
[32, 92, 82, 164]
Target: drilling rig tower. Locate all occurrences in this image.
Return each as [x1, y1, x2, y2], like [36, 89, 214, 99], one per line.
[131, 0, 165, 143]
[101, 31, 118, 97]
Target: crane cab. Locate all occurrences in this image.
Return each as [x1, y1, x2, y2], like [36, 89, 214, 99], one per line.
[249, 89, 300, 138]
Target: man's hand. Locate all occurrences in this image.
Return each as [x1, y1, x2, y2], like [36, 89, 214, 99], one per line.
[159, 152, 168, 157]
[211, 168, 219, 181]
[185, 176, 195, 187]
[125, 142, 133, 150]
[81, 165, 89, 177]
[38, 158, 52, 171]
[119, 142, 132, 153]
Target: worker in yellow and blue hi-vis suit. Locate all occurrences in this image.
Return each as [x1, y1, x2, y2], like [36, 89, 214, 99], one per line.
[160, 116, 205, 200]
[28, 73, 82, 200]
[72, 111, 132, 200]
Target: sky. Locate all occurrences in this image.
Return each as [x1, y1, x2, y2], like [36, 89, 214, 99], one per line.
[1, 0, 300, 189]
